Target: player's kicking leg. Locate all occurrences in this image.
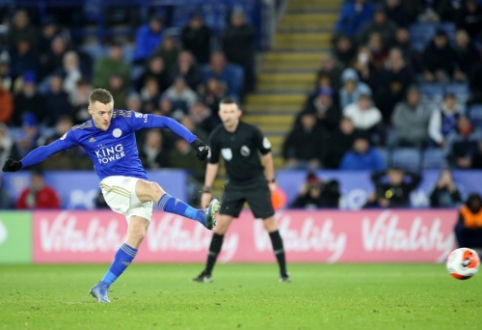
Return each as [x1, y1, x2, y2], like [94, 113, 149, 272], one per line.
[192, 214, 234, 282]
[263, 216, 290, 282]
[136, 179, 220, 229]
[90, 215, 148, 303]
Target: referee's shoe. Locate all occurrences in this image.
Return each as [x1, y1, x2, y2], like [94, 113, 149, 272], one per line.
[191, 271, 213, 283]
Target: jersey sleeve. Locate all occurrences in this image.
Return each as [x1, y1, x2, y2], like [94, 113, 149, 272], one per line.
[208, 131, 220, 164]
[125, 112, 197, 143]
[20, 130, 78, 168]
[253, 126, 271, 155]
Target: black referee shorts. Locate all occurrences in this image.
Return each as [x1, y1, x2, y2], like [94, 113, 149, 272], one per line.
[219, 180, 275, 220]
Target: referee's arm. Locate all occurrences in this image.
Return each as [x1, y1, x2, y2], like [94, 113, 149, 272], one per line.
[263, 152, 277, 193]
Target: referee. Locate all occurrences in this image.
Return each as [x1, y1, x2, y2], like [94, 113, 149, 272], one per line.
[192, 98, 290, 283]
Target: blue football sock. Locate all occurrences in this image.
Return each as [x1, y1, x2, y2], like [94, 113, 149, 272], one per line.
[158, 193, 205, 226]
[101, 243, 137, 286]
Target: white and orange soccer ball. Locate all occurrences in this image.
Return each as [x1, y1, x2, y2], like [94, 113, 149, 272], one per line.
[446, 248, 480, 280]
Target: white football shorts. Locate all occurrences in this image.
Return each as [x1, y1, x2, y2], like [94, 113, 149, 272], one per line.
[99, 176, 153, 222]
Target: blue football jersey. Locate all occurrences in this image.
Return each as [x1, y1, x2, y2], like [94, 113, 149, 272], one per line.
[20, 110, 197, 180]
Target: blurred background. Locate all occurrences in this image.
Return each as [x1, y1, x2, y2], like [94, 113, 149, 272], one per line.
[0, 0, 482, 256]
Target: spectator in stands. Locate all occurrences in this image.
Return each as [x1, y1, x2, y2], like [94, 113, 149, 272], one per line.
[221, 9, 256, 94]
[152, 35, 180, 69]
[180, 115, 209, 146]
[333, 34, 356, 69]
[168, 137, 205, 182]
[108, 74, 128, 110]
[376, 48, 415, 95]
[127, 93, 142, 112]
[316, 54, 343, 91]
[456, 0, 482, 39]
[0, 124, 20, 169]
[41, 116, 75, 170]
[44, 74, 72, 126]
[16, 170, 60, 209]
[375, 78, 405, 125]
[422, 29, 456, 82]
[393, 27, 415, 65]
[70, 79, 91, 125]
[158, 97, 174, 117]
[58, 51, 84, 101]
[16, 113, 41, 158]
[6, 9, 39, 49]
[335, 0, 374, 37]
[300, 87, 341, 131]
[189, 101, 219, 135]
[414, 0, 441, 22]
[140, 77, 160, 114]
[429, 93, 462, 147]
[93, 41, 131, 90]
[391, 85, 433, 148]
[454, 193, 482, 248]
[357, 6, 397, 47]
[325, 117, 357, 169]
[283, 113, 327, 169]
[291, 172, 341, 209]
[437, 0, 465, 22]
[445, 116, 482, 168]
[454, 29, 480, 82]
[367, 33, 389, 69]
[343, 93, 382, 133]
[12, 72, 46, 126]
[136, 55, 170, 93]
[202, 77, 227, 113]
[180, 13, 212, 65]
[339, 68, 372, 109]
[169, 51, 202, 91]
[352, 46, 378, 91]
[202, 51, 242, 99]
[340, 135, 386, 171]
[39, 36, 68, 81]
[138, 129, 169, 169]
[430, 169, 463, 207]
[9, 38, 39, 79]
[133, 14, 164, 64]
[0, 176, 13, 209]
[384, 0, 410, 27]
[365, 167, 422, 208]
[472, 141, 482, 168]
[0, 52, 12, 91]
[39, 16, 70, 55]
[163, 77, 197, 113]
[0, 77, 13, 123]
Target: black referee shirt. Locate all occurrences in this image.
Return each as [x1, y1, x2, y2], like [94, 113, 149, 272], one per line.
[208, 121, 271, 183]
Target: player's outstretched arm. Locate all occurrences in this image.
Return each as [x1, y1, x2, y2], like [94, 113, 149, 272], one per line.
[2, 134, 77, 172]
[132, 114, 209, 161]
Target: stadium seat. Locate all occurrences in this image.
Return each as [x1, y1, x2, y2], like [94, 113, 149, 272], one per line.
[468, 104, 482, 129]
[422, 148, 447, 169]
[420, 83, 444, 103]
[409, 23, 436, 51]
[445, 82, 470, 105]
[391, 148, 422, 171]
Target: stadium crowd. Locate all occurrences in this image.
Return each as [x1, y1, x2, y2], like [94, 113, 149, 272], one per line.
[283, 0, 482, 173]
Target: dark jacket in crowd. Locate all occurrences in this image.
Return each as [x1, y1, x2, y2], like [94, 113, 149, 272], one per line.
[370, 171, 422, 208]
[454, 43, 480, 75]
[221, 24, 256, 65]
[13, 91, 46, 126]
[430, 186, 463, 208]
[456, 4, 482, 39]
[181, 25, 212, 64]
[283, 124, 327, 163]
[324, 128, 356, 169]
[169, 64, 202, 91]
[136, 69, 170, 93]
[422, 40, 457, 75]
[43, 91, 72, 126]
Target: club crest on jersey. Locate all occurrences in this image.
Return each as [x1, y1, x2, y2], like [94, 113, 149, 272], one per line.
[240, 145, 250, 157]
[113, 128, 122, 138]
[221, 148, 232, 161]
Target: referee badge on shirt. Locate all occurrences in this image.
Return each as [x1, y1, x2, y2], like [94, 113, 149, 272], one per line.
[240, 145, 250, 157]
[221, 148, 233, 161]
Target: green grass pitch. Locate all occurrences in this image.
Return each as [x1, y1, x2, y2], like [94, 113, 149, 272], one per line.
[0, 264, 481, 330]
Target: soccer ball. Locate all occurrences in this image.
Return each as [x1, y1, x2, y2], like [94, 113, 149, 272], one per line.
[446, 248, 480, 280]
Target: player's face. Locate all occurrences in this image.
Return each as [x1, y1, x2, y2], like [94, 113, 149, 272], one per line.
[89, 101, 114, 131]
[219, 103, 241, 129]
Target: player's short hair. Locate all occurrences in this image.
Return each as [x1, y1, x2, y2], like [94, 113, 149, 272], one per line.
[89, 88, 113, 105]
[219, 97, 238, 108]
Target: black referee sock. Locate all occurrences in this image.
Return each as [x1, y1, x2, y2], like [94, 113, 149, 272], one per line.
[205, 233, 224, 275]
[269, 230, 288, 276]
